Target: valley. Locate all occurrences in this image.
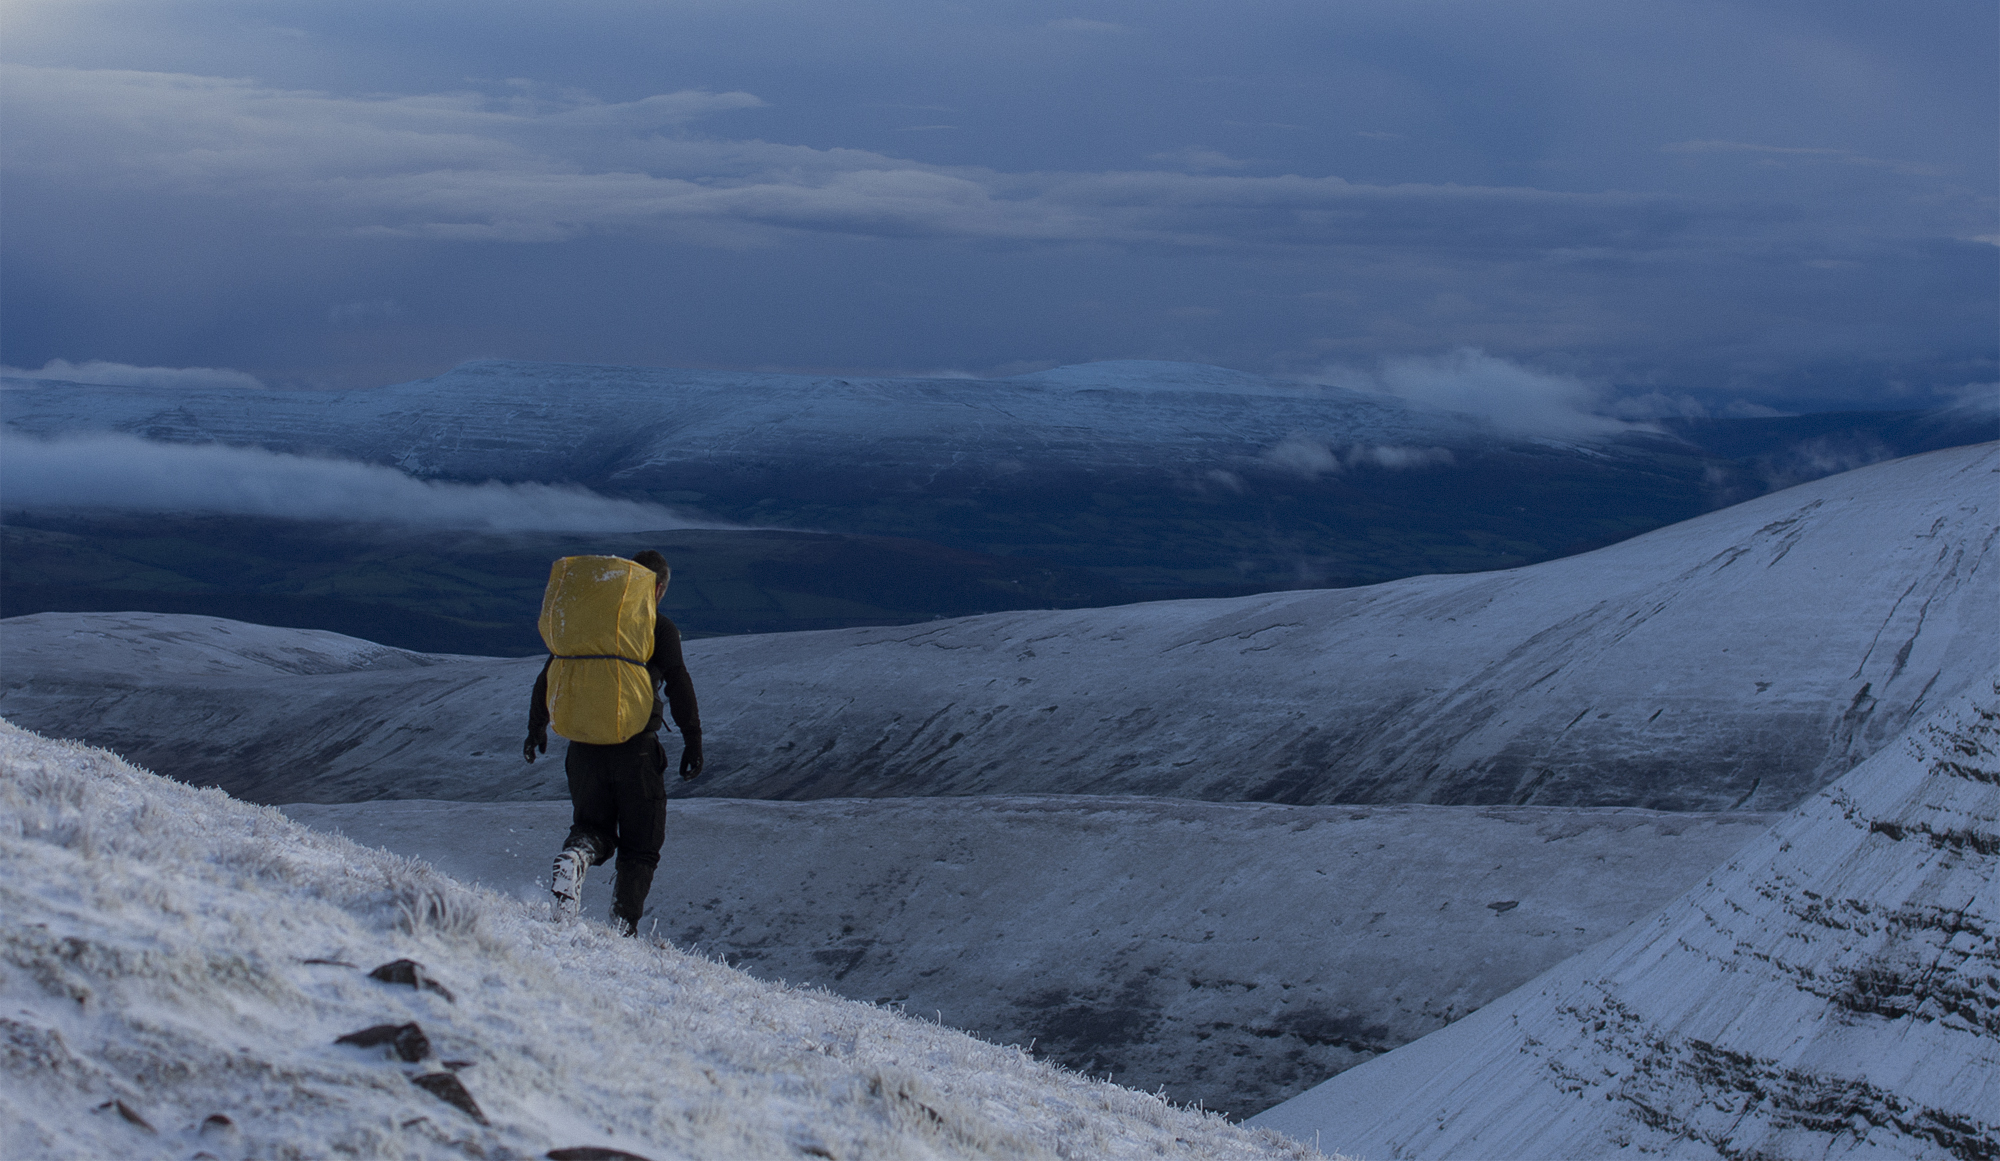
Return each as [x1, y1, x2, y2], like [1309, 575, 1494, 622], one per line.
[282, 793, 1777, 1117]
[6, 360, 1989, 655]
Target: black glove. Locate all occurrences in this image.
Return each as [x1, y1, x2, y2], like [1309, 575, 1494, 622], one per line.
[523, 726, 547, 764]
[678, 736, 704, 780]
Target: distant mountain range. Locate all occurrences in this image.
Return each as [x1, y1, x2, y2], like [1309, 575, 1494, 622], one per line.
[7, 358, 1986, 490]
[4, 359, 1992, 653]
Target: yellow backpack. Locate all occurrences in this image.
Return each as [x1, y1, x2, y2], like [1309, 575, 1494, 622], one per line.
[537, 556, 658, 745]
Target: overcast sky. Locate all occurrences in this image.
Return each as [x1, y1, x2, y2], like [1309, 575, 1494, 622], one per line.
[2, 0, 1993, 411]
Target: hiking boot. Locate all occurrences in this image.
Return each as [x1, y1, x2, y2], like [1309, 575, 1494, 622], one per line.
[614, 914, 638, 938]
[551, 847, 591, 921]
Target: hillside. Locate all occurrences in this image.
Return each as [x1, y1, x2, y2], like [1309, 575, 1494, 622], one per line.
[284, 795, 1776, 1117]
[1250, 671, 2000, 1158]
[0, 720, 1316, 1160]
[4, 443, 1991, 811]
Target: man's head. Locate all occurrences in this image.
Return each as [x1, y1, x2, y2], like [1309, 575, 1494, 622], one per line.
[632, 550, 671, 602]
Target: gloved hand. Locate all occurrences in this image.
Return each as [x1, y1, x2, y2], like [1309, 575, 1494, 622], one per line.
[523, 726, 548, 764]
[679, 736, 704, 780]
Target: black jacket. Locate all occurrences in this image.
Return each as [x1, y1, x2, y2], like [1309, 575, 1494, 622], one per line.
[528, 616, 701, 745]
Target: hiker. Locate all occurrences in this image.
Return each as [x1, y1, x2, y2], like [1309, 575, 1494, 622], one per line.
[523, 549, 703, 936]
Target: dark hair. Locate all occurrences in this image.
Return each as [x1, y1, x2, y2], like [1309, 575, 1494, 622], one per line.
[632, 550, 671, 583]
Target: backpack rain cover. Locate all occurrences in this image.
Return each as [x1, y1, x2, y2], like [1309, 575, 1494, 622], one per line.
[538, 555, 658, 745]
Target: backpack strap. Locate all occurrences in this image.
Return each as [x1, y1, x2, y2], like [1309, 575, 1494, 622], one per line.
[551, 653, 650, 670]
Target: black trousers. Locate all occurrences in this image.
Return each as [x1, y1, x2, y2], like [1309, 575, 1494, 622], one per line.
[563, 731, 668, 923]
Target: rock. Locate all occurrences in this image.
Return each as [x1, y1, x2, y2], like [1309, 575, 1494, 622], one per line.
[409, 1071, 486, 1125]
[367, 959, 455, 1003]
[93, 1099, 152, 1131]
[547, 1148, 655, 1161]
[335, 1022, 431, 1063]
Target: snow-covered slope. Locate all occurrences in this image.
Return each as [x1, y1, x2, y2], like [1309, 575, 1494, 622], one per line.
[283, 795, 1775, 1118]
[0, 359, 1483, 486]
[668, 444, 1998, 810]
[0, 614, 553, 804]
[1249, 671, 2000, 1159]
[0, 720, 1317, 1160]
[1, 614, 462, 679]
[4, 444, 1991, 810]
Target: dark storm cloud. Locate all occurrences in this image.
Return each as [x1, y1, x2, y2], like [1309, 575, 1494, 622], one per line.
[2, 66, 1699, 252]
[0, 1, 1992, 408]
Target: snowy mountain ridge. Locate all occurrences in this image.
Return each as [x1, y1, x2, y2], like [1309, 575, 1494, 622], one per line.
[1250, 670, 2000, 1159]
[6, 443, 1989, 811]
[0, 719, 1317, 1161]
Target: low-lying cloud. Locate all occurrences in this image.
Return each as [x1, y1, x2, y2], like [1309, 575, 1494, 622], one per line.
[1700, 433, 1904, 508]
[1319, 349, 1636, 439]
[1, 359, 266, 390]
[1261, 436, 1456, 479]
[1262, 437, 1342, 479]
[1754, 435, 1898, 492]
[1606, 392, 1790, 421]
[1940, 382, 2000, 416]
[0, 433, 721, 532]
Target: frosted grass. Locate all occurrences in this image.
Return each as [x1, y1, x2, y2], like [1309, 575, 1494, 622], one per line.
[0, 721, 1324, 1160]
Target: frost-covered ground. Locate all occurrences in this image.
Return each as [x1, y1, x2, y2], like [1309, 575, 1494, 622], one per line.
[282, 795, 1775, 1117]
[4, 443, 1990, 810]
[1251, 672, 2000, 1159]
[0, 721, 1320, 1160]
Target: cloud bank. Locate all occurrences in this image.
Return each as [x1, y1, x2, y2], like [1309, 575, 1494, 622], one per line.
[1, 359, 266, 390]
[0, 433, 719, 532]
[0, 66, 1695, 253]
[1261, 436, 1456, 479]
[1317, 349, 1638, 439]
[0, 2, 1988, 409]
